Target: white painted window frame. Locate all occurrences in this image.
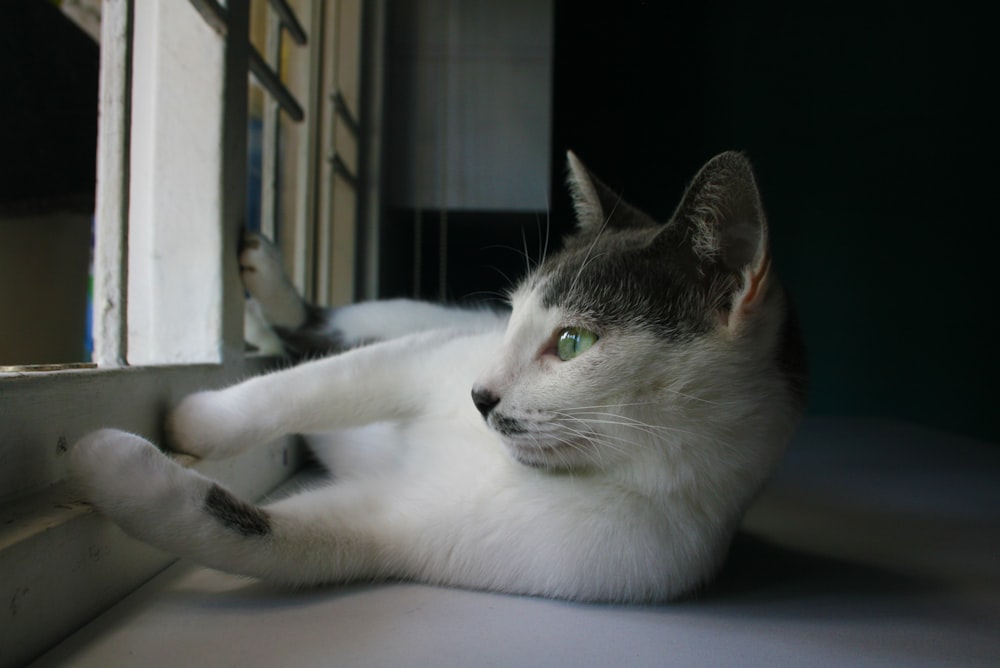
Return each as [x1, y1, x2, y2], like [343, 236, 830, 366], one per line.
[0, 1, 384, 664]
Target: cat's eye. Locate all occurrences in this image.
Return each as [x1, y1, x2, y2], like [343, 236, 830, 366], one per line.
[556, 328, 599, 361]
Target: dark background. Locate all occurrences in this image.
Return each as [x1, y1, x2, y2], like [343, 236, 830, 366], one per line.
[4, 1, 996, 441]
[0, 1, 98, 212]
[550, 2, 999, 443]
[396, 2, 999, 443]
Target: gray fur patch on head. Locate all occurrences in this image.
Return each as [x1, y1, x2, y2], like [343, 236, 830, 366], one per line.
[204, 484, 272, 537]
[540, 224, 724, 340]
[539, 151, 767, 338]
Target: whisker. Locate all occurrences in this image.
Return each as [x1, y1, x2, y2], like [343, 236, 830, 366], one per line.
[558, 386, 723, 409]
[461, 290, 514, 307]
[556, 400, 661, 411]
[569, 195, 621, 295]
[552, 409, 701, 441]
[520, 225, 533, 275]
[551, 420, 637, 456]
[554, 415, 676, 443]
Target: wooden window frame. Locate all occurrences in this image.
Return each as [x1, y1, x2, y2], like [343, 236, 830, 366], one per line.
[0, 1, 384, 664]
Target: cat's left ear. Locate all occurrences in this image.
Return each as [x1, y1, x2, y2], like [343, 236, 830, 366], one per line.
[671, 152, 771, 326]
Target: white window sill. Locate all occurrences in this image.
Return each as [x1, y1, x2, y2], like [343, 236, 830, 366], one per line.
[1, 367, 304, 668]
[20, 418, 1000, 667]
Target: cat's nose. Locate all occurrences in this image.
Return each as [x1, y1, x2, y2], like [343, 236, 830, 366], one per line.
[471, 387, 500, 419]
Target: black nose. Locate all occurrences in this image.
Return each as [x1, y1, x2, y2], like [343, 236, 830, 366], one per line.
[471, 387, 500, 419]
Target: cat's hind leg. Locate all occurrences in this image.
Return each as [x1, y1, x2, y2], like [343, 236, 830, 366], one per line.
[240, 232, 508, 358]
[239, 232, 308, 332]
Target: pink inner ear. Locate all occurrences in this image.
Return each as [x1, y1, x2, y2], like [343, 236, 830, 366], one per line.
[737, 252, 771, 315]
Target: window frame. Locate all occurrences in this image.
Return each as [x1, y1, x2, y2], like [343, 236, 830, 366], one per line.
[0, 1, 383, 664]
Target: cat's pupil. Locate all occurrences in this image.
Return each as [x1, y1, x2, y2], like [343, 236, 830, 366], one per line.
[557, 328, 599, 361]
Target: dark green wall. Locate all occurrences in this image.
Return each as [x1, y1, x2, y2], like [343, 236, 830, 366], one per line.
[551, 2, 999, 442]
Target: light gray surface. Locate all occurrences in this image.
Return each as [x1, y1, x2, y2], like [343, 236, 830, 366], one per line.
[33, 418, 1000, 667]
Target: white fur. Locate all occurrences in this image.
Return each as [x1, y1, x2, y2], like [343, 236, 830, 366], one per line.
[74, 285, 797, 602]
[70, 154, 802, 603]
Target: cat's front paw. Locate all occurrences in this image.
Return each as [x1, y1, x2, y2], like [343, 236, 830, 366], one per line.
[165, 390, 237, 459]
[70, 429, 204, 524]
[165, 389, 262, 460]
[240, 231, 306, 329]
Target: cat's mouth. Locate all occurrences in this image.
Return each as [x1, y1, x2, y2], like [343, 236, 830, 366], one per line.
[489, 413, 528, 436]
[488, 413, 593, 470]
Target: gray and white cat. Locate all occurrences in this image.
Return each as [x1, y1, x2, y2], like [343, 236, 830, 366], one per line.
[71, 151, 806, 603]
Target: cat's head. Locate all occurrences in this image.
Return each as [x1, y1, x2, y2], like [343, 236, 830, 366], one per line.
[472, 151, 806, 475]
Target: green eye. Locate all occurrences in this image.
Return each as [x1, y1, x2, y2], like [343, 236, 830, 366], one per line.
[556, 328, 599, 361]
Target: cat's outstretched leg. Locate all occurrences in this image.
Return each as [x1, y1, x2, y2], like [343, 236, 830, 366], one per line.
[240, 232, 508, 357]
[70, 429, 388, 585]
[166, 329, 495, 459]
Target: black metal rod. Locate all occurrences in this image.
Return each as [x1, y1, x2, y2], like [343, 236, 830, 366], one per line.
[330, 153, 358, 188]
[188, 0, 228, 36]
[267, 0, 307, 45]
[249, 47, 305, 122]
[331, 90, 360, 138]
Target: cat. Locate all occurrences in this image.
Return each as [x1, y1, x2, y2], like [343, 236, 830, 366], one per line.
[70, 151, 806, 603]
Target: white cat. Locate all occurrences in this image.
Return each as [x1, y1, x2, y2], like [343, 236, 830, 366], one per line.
[70, 151, 806, 602]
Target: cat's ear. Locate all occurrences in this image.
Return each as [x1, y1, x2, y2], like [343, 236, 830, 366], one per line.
[566, 151, 653, 233]
[671, 151, 771, 323]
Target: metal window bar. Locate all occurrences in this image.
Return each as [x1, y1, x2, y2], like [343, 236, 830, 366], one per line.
[330, 153, 358, 188]
[189, 0, 305, 121]
[329, 88, 360, 186]
[268, 0, 307, 45]
[331, 89, 360, 138]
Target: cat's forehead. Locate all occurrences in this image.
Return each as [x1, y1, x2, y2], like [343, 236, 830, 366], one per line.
[527, 227, 717, 339]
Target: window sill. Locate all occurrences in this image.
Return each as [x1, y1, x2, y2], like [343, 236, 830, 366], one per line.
[1, 434, 304, 668]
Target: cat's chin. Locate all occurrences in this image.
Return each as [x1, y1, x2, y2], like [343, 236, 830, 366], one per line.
[499, 435, 594, 472]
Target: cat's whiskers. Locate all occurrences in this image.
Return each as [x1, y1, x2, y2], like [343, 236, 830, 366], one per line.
[556, 410, 700, 439]
[553, 422, 653, 456]
[547, 427, 613, 469]
[520, 416, 631, 469]
[538, 204, 551, 268]
[568, 195, 622, 296]
[546, 419, 635, 462]
[463, 288, 514, 307]
[560, 387, 722, 408]
[521, 225, 534, 275]
[552, 389, 717, 412]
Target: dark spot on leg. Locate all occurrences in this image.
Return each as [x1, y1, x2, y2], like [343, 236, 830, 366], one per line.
[204, 484, 271, 537]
